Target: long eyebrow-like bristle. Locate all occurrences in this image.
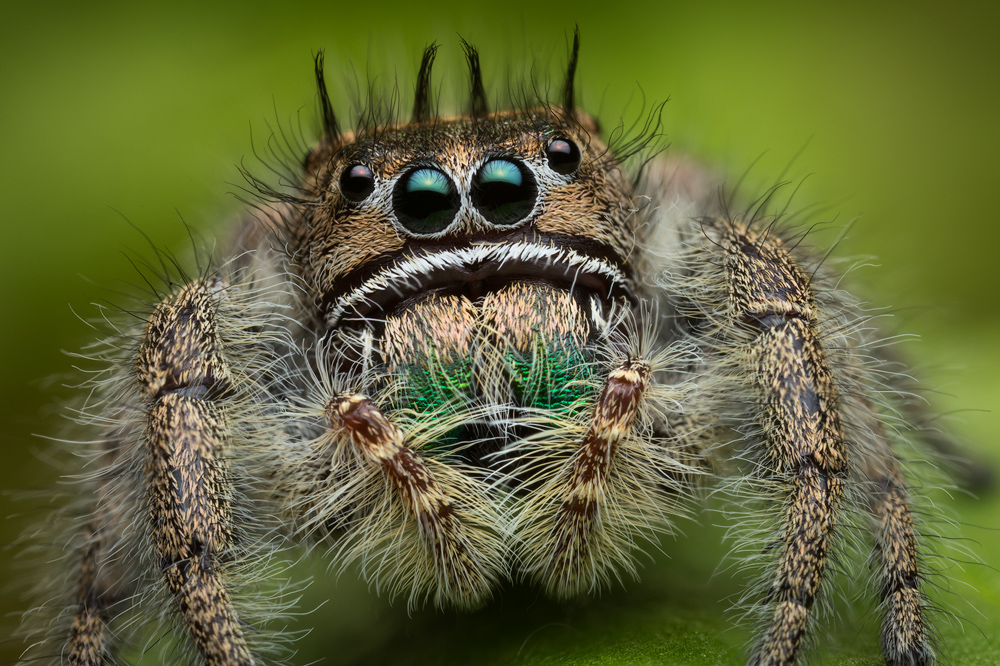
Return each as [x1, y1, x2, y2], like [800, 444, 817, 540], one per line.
[460, 38, 488, 119]
[562, 27, 580, 115]
[313, 50, 340, 139]
[412, 43, 440, 123]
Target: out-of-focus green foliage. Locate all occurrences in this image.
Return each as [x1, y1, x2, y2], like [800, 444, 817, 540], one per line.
[2, 2, 997, 664]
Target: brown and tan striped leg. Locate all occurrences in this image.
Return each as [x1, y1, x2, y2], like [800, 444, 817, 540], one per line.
[853, 403, 933, 666]
[63, 432, 133, 666]
[65, 523, 114, 666]
[870, 467, 932, 666]
[138, 280, 254, 666]
[529, 359, 653, 596]
[325, 394, 497, 608]
[712, 223, 848, 666]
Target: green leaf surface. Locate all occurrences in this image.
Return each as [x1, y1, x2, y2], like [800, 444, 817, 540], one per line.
[279, 487, 1000, 666]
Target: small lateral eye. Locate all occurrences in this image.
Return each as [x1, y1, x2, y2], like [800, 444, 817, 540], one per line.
[471, 159, 537, 226]
[393, 167, 460, 235]
[545, 138, 581, 175]
[339, 164, 376, 202]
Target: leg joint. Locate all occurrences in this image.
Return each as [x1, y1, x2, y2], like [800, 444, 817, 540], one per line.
[741, 307, 809, 332]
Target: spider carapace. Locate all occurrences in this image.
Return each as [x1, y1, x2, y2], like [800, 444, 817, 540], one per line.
[21, 36, 944, 666]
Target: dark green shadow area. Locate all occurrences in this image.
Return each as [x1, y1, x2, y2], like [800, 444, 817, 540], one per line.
[291, 520, 750, 666]
[280, 492, 1000, 666]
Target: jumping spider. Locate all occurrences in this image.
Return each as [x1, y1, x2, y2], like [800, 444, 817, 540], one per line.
[21, 36, 951, 666]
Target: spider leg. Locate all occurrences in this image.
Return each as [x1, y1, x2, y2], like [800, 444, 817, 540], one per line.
[708, 222, 933, 665]
[30, 259, 295, 666]
[642, 157, 938, 664]
[527, 359, 652, 594]
[65, 520, 116, 665]
[700, 220, 849, 665]
[58, 432, 130, 666]
[849, 397, 933, 665]
[318, 393, 503, 609]
[136, 278, 254, 666]
[870, 465, 931, 665]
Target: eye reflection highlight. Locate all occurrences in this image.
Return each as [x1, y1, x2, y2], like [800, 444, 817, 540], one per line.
[406, 168, 453, 195]
[478, 160, 523, 186]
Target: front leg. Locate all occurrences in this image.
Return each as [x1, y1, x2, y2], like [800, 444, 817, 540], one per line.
[53, 277, 259, 666]
[323, 393, 505, 609]
[524, 358, 653, 596]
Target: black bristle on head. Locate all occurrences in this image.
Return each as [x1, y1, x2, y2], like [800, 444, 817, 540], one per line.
[460, 38, 489, 119]
[562, 27, 580, 115]
[412, 43, 440, 123]
[314, 50, 340, 139]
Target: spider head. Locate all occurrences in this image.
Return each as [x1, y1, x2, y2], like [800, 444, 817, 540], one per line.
[290, 44, 639, 328]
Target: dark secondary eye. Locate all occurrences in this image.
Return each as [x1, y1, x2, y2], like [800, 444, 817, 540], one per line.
[545, 138, 581, 175]
[471, 159, 537, 226]
[393, 167, 460, 235]
[339, 164, 376, 202]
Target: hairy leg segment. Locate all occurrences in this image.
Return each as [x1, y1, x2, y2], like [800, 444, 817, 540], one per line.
[137, 279, 254, 666]
[869, 465, 931, 666]
[680, 219, 933, 665]
[531, 359, 653, 595]
[66, 521, 116, 666]
[852, 395, 934, 666]
[681, 220, 849, 665]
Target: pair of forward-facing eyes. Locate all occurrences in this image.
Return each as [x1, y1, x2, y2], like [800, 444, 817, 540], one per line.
[337, 137, 582, 235]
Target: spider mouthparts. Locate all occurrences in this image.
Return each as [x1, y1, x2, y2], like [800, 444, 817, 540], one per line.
[325, 240, 632, 327]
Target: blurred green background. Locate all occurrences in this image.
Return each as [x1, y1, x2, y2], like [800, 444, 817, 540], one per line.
[2, 1, 998, 664]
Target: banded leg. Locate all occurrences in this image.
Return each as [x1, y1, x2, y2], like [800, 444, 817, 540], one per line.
[870, 467, 932, 665]
[65, 523, 114, 666]
[711, 222, 848, 665]
[852, 400, 933, 665]
[324, 394, 501, 608]
[641, 157, 936, 664]
[522, 359, 656, 596]
[138, 280, 253, 666]
[62, 433, 135, 665]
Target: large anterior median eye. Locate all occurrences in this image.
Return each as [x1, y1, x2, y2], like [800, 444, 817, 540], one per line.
[471, 159, 537, 226]
[393, 168, 460, 235]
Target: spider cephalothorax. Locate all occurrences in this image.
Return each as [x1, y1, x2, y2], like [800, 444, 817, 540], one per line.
[20, 35, 949, 666]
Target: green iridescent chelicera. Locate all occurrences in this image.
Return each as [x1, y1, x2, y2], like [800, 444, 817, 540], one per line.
[388, 339, 592, 450]
[388, 354, 475, 451]
[507, 342, 592, 412]
[393, 343, 591, 412]
[394, 357, 474, 414]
